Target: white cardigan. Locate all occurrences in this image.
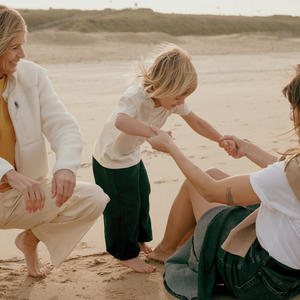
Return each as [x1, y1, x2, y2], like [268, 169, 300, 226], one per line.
[0, 60, 82, 182]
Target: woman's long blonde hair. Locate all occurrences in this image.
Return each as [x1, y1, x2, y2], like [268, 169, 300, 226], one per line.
[0, 5, 27, 57]
[133, 43, 198, 99]
[282, 65, 300, 162]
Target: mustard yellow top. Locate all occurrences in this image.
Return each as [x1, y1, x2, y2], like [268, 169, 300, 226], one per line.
[0, 75, 15, 192]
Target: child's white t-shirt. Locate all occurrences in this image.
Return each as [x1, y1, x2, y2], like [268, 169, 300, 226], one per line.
[93, 85, 191, 169]
[250, 161, 300, 269]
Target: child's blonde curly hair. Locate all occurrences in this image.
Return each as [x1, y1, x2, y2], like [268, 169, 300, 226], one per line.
[134, 43, 198, 99]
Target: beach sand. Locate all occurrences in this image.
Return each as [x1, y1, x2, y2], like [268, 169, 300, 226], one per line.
[1, 30, 300, 299]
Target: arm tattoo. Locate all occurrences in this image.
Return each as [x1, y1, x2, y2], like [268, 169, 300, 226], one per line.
[226, 187, 234, 205]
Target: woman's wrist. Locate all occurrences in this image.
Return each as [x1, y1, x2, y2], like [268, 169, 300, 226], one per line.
[168, 142, 185, 160]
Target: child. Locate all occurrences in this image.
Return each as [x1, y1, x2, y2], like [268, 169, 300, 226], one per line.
[92, 43, 235, 273]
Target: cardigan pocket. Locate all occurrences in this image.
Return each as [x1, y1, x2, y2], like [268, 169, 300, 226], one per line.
[16, 139, 49, 180]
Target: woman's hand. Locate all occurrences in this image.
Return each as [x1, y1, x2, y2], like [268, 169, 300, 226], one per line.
[3, 169, 45, 213]
[146, 125, 175, 153]
[51, 169, 76, 207]
[219, 139, 238, 156]
[220, 135, 247, 158]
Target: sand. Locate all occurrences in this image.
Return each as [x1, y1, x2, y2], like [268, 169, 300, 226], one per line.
[1, 29, 300, 299]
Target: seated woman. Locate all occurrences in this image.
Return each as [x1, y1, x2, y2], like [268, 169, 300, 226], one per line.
[146, 65, 300, 299]
[0, 5, 109, 277]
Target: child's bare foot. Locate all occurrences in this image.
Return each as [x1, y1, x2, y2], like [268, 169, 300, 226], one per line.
[146, 243, 175, 262]
[15, 230, 48, 278]
[138, 242, 152, 254]
[119, 257, 156, 273]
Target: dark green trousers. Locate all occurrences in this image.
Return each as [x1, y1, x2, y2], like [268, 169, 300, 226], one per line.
[92, 157, 152, 260]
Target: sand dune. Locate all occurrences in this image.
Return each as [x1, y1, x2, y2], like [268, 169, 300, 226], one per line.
[24, 29, 300, 65]
[20, 8, 300, 37]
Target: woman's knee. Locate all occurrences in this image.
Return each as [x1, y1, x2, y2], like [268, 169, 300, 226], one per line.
[181, 179, 198, 201]
[88, 184, 110, 214]
[74, 182, 109, 216]
[206, 167, 229, 180]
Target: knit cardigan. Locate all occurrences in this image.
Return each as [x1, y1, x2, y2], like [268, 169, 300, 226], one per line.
[0, 60, 82, 182]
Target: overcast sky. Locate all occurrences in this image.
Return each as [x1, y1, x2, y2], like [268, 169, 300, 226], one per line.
[3, 0, 300, 17]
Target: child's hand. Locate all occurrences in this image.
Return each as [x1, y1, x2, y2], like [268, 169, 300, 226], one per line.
[219, 139, 238, 157]
[220, 135, 247, 158]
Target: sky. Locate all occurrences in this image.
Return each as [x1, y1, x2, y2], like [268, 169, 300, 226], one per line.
[3, 0, 300, 17]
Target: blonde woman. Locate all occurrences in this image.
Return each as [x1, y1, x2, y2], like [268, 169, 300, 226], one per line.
[147, 66, 300, 299]
[0, 5, 109, 277]
[92, 43, 236, 273]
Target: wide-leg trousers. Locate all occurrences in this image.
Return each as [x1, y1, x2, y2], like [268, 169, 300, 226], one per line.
[0, 178, 109, 267]
[93, 158, 152, 260]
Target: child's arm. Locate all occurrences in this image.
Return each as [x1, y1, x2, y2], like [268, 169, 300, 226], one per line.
[115, 113, 156, 138]
[181, 111, 222, 142]
[181, 112, 238, 154]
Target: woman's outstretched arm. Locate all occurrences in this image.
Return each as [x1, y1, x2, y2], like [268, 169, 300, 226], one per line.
[147, 126, 261, 207]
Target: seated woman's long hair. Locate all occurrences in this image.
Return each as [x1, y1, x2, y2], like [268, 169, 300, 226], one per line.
[282, 65, 300, 164]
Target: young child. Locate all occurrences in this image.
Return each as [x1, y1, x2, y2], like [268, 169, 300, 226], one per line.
[92, 43, 235, 273]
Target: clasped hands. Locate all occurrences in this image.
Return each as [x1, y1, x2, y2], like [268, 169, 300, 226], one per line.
[147, 125, 244, 158]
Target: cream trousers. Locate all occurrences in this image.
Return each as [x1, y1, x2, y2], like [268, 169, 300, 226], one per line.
[0, 179, 109, 268]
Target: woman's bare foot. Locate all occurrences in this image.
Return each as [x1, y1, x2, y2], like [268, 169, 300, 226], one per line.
[138, 242, 152, 254]
[119, 257, 156, 273]
[146, 243, 175, 262]
[15, 230, 48, 278]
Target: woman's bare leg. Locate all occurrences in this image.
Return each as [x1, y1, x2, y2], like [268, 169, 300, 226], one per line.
[147, 180, 198, 262]
[15, 229, 48, 277]
[147, 168, 229, 262]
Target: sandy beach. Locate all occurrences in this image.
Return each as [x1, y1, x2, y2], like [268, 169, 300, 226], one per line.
[1, 29, 300, 299]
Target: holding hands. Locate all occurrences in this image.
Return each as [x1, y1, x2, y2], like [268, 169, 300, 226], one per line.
[219, 139, 238, 157]
[147, 125, 243, 160]
[220, 135, 247, 158]
[147, 126, 275, 170]
[147, 125, 174, 153]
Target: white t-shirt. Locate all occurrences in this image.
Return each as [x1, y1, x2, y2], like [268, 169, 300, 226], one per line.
[93, 85, 191, 169]
[250, 161, 300, 269]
